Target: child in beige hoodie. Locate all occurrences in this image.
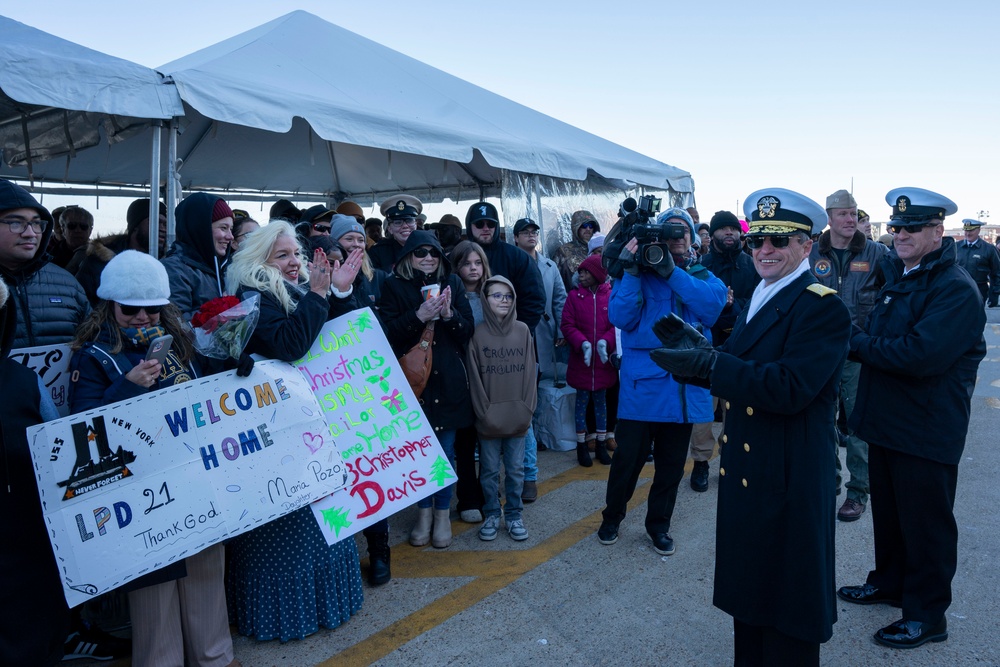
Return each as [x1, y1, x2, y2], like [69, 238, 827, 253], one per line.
[466, 276, 538, 541]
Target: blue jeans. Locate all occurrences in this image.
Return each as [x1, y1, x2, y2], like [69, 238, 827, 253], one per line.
[418, 429, 457, 510]
[523, 423, 538, 482]
[480, 436, 525, 522]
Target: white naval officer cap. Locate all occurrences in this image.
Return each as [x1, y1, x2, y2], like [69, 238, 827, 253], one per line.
[885, 187, 957, 227]
[742, 188, 827, 237]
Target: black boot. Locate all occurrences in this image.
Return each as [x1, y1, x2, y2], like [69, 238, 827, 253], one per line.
[595, 440, 612, 465]
[577, 442, 593, 467]
[365, 529, 391, 586]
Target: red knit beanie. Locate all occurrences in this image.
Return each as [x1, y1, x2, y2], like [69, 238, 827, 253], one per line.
[578, 254, 608, 284]
[212, 199, 234, 222]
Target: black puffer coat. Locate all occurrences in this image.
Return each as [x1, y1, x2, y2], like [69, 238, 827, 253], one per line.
[379, 231, 474, 432]
[0, 183, 89, 347]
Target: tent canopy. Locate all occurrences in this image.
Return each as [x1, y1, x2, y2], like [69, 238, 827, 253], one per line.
[0, 11, 691, 207]
[156, 10, 691, 200]
[0, 14, 182, 171]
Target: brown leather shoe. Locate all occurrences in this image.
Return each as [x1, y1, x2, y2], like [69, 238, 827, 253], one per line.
[837, 498, 865, 522]
[585, 437, 597, 453]
[605, 437, 618, 451]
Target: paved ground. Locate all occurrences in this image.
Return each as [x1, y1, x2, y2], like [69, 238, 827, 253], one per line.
[86, 312, 1000, 666]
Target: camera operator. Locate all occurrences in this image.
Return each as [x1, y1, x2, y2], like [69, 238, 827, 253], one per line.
[597, 207, 726, 555]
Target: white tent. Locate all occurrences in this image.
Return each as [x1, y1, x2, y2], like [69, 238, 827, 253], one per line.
[0, 14, 182, 175]
[0, 10, 693, 244]
[152, 10, 692, 202]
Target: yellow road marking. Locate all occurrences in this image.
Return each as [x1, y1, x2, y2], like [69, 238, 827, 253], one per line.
[318, 459, 676, 667]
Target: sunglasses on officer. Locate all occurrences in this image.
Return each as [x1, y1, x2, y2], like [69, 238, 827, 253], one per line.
[412, 247, 442, 259]
[117, 303, 163, 316]
[745, 234, 797, 249]
[473, 220, 497, 229]
[887, 221, 939, 234]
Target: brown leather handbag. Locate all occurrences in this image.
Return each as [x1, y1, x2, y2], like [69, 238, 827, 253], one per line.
[399, 321, 435, 397]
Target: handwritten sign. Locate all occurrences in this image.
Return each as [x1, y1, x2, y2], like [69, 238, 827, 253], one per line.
[302, 308, 457, 544]
[10, 343, 73, 416]
[28, 361, 344, 607]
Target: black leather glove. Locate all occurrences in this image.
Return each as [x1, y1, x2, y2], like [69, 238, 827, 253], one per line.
[653, 250, 675, 280]
[650, 347, 717, 380]
[236, 352, 255, 377]
[618, 246, 640, 276]
[653, 313, 709, 350]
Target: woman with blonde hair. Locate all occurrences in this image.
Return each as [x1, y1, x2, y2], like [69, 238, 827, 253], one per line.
[224, 220, 364, 642]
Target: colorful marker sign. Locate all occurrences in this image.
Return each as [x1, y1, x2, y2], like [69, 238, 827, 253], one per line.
[302, 308, 457, 544]
[10, 343, 73, 416]
[28, 361, 343, 607]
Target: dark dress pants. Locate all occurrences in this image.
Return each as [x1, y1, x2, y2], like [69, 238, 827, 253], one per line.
[733, 618, 819, 667]
[602, 419, 691, 533]
[866, 443, 959, 623]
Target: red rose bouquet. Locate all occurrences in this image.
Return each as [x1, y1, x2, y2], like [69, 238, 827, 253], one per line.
[187, 292, 260, 359]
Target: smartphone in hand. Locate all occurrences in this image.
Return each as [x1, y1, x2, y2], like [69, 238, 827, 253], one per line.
[145, 335, 174, 364]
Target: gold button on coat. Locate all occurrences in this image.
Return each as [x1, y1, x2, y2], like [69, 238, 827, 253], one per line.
[722, 434, 728, 444]
[746, 407, 754, 416]
[742, 478, 748, 487]
[744, 443, 750, 452]
[720, 468, 726, 476]
[725, 401, 731, 409]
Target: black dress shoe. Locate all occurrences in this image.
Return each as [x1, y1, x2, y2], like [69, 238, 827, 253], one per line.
[837, 583, 902, 607]
[648, 531, 675, 556]
[874, 617, 948, 649]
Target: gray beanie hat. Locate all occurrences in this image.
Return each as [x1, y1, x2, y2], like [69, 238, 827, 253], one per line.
[97, 250, 171, 306]
[329, 214, 365, 242]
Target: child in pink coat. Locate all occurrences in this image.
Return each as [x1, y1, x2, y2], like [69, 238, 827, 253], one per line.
[561, 255, 617, 467]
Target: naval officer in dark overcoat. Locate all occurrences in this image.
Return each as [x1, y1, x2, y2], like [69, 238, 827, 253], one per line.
[650, 188, 850, 666]
[838, 187, 986, 649]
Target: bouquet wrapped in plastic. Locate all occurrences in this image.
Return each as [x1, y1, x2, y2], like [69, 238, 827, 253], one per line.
[187, 292, 260, 360]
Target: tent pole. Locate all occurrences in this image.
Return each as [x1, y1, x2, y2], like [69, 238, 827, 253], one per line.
[166, 119, 179, 248]
[148, 122, 162, 259]
[533, 175, 543, 226]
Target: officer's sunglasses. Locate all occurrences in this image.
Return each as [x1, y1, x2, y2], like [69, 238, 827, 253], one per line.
[745, 234, 795, 249]
[473, 220, 497, 229]
[887, 222, 938, 234]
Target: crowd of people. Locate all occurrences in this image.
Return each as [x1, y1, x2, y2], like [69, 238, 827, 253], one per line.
[0, 177, 988, 666]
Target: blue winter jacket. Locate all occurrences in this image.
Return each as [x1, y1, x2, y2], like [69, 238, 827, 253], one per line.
[610, 265, 726, 423]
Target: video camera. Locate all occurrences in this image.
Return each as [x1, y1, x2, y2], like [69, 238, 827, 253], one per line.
[619, 195, 689, 269]
[603, 194, 689, 278]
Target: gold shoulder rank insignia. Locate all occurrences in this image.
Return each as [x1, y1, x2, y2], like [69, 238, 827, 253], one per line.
[806, 283, 837, 297]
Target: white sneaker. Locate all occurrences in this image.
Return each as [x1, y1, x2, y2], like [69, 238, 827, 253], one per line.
[507, 517, 528, 541]
[460, 509, 483, 523]
[479, 515, 501, 541]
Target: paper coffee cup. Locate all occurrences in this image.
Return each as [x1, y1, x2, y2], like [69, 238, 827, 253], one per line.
[421, 284, 441, 301]
[421, 284, 442, 320]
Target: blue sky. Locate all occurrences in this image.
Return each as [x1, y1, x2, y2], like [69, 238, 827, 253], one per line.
[4, 0, 998, 232]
